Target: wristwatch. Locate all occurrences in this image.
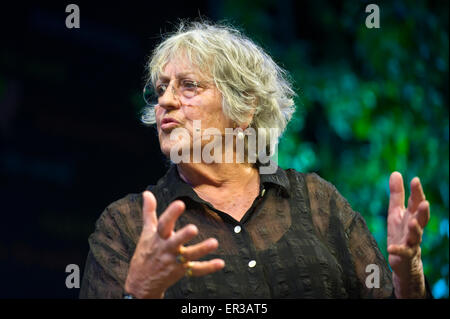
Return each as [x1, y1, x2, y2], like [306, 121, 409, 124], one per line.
[123, 292, 137, 299]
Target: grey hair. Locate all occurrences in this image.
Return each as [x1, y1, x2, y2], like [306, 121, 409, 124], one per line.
[144, 20, 296, 150]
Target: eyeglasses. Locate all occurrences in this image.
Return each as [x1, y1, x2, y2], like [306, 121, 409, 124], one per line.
[143, 79, 202, 106]
[141, 79, 204, 125]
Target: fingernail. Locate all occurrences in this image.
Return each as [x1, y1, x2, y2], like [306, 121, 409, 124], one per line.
[190, 224, 198, 233]
[209, 238, 218, 247]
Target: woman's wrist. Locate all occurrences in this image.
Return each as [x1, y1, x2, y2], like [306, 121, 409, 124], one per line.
[392, 271, 426, 299]
[124, 285, 165, 299]
[125, 274, 165, 299]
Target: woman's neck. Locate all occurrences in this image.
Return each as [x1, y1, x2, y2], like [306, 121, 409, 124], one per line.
[177, 162, 258, 191]
[176, 162, 260, 221]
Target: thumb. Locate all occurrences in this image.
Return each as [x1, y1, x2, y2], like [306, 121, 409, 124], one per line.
[142, 191, 158, 232]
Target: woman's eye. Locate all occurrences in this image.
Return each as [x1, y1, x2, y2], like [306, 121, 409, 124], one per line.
[156, 84, 167, 96]
[181, 80, 197, 90]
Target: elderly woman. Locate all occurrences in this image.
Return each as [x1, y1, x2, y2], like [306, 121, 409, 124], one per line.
[79, 21, 432, 299]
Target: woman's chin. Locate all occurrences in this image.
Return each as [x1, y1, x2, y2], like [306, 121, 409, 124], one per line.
[159, 140, 192, 161]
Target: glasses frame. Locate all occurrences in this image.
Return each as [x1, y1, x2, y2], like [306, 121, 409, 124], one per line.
[141, 78, 210, 126]
[143, 79, 204, 106]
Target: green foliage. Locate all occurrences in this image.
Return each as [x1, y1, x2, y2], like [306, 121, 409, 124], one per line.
[223, 0, 449, 297]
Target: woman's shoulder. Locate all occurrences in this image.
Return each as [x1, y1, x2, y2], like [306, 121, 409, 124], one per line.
[93, 175, 168, 236]
[92, 192, 145, 238]
[283, 168, 339, 196]
[102, 193, 144, 218]
[283, 168, 357, 229]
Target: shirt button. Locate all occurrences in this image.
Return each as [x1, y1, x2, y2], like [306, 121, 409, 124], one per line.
[248, 260, 256, 268]
[261, 188, 266, 197]
[234, 225, 241, 233]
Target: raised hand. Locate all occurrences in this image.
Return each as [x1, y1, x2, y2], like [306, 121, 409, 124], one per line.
[124, 191, 225, 298]
[387, 172, 430, 298]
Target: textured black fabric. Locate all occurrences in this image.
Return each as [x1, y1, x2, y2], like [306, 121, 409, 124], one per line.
[79, 164, 432, 299]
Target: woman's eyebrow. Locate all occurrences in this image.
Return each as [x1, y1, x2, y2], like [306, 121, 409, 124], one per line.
[157, 72, 197, 82]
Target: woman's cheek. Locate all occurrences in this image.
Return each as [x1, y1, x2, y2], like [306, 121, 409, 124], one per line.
[155, 105, 163, 123]
[186, 110, 206, 131]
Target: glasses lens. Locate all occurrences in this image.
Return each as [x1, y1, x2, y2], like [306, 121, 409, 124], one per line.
[141, 105, 156, 125]
[143, 83, 158, 105]
[183, 89, 196, 98]
[180, 80, 197, 98]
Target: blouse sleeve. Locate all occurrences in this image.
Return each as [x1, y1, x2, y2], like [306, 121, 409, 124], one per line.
[343, 209, 395, 298]
[334, 185, 434, 299]
[79, 194, 142, 299]
[305, 173, 395, 298]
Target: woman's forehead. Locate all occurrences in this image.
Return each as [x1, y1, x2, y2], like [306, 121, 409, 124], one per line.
[158, 56, 209, 81]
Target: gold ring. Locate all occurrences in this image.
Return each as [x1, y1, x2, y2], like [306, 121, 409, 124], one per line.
[176, 254, 187, 264]
[185, 262, 193, 277]
[176, 246, 187, 264]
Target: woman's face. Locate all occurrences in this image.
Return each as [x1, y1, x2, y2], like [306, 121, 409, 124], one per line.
[154, 56, 234, 159]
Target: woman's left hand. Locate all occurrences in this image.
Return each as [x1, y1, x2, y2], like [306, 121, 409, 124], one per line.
[387, 171, 430, 298]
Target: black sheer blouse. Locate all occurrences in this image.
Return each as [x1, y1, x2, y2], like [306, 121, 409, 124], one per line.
[79, 164, 429, 298]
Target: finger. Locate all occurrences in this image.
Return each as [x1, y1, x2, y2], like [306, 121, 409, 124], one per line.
[406, 219, 423, 247]
[157, 200, 186, 239]
[415, 200, 430, 229]
[142, 191, 158, 232]
[387, 244, 417, 259]
[166, 224, 199, 251]
[186, 259, 225, 277]
[407, 177, 426, 213]
[389, 172, 405, 213]
[180, 238, 219, 261]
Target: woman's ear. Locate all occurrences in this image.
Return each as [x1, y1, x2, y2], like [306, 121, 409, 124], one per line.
[241, 107, 256, 130]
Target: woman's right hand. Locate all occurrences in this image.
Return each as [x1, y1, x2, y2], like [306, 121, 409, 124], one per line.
[124, 191, 225, 299]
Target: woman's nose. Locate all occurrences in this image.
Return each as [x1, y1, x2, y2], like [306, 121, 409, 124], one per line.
[158, 82, 181, 110]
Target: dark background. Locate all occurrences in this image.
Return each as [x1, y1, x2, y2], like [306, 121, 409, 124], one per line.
[0, 0, 448, 298]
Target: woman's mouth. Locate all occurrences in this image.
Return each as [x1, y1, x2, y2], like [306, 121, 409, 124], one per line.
[160, 117, 181, 131]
